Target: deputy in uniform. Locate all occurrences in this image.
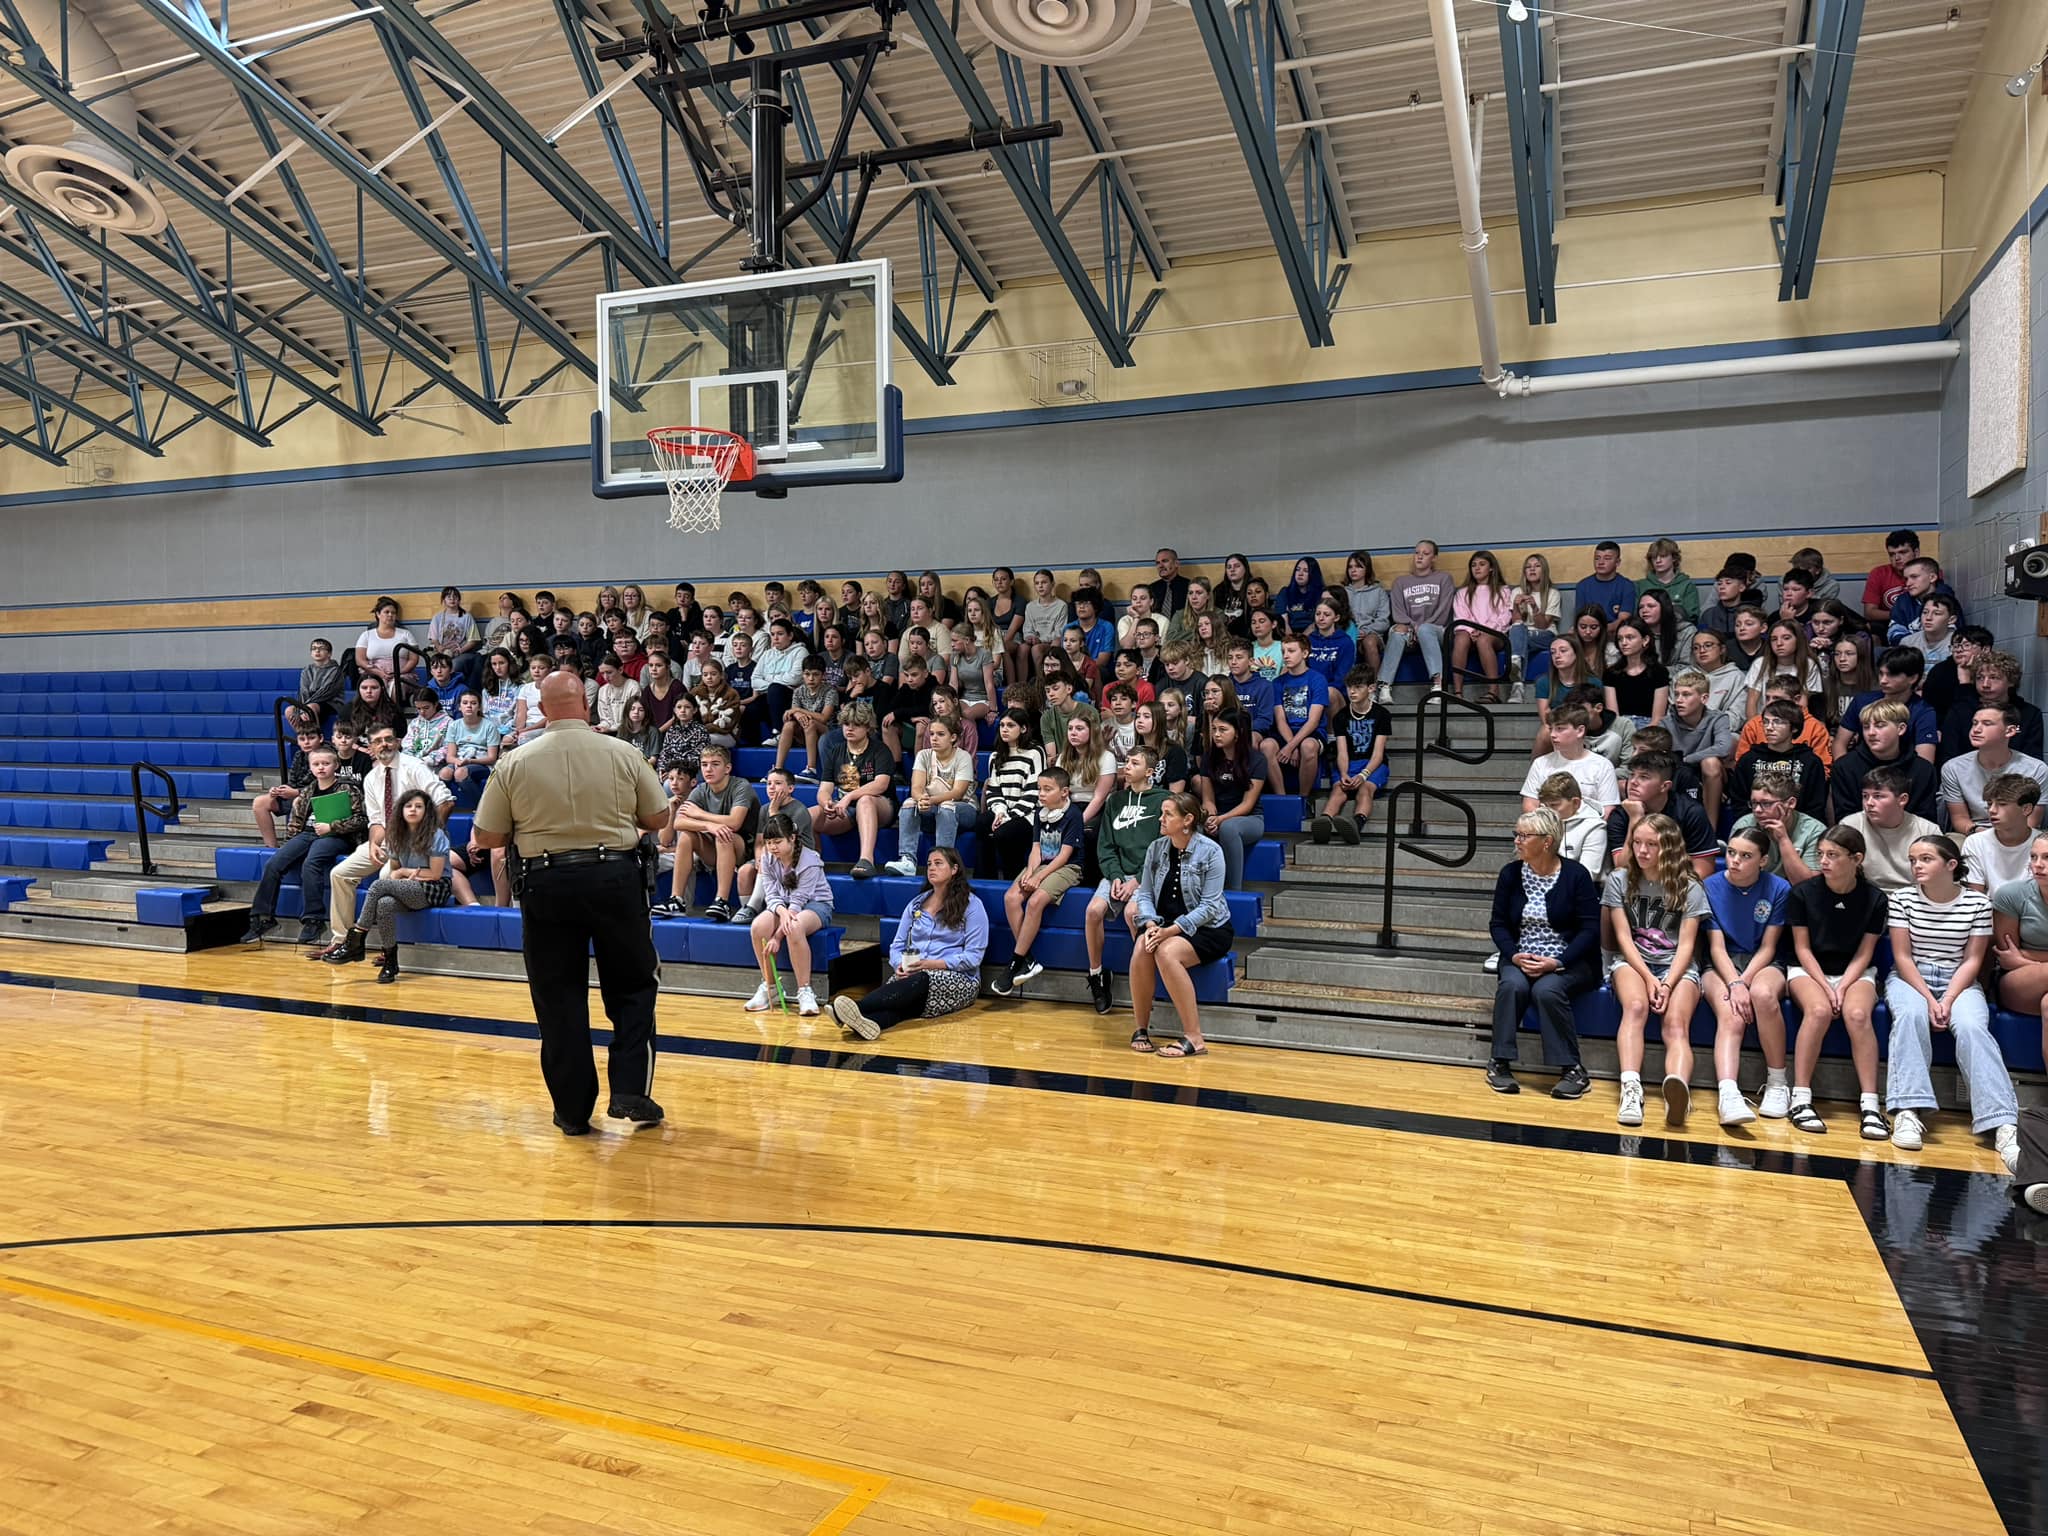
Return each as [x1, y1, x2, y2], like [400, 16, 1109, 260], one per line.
[473, 671, 672, 1136]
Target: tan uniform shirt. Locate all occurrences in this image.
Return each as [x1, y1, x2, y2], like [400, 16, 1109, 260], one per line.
[473, 719, 667, 855]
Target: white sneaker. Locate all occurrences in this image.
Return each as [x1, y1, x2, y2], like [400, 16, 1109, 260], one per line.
[797, 987, 820, 1017]
[1617, 1078, 1644, 1127]
[1758, 1083, 1792, 1119]
[743, 982, 773, 1012]
[2026, 1183, 2048, 1216]
[1374, 683, 1393, 707]
[1482, 952, 1500, 974]
[1995, 1123, 2020, 1175]
[1891, 1109, 1924, 1151]
[884, 856, 918, 877]
[1717, 1084, 1755, 1126]
[1508, 682, 1525, 703]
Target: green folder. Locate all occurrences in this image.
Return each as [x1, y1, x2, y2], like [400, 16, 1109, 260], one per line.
[310, 790, 353, 825]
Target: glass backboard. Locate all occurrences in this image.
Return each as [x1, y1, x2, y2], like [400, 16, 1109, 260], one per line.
[591, 257, 901, 497]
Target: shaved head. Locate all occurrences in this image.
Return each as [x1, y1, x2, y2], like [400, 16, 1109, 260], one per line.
[539, 671, 587, 721]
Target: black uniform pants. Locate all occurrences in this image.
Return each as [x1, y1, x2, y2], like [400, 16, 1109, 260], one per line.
[519, 858, 661, 1120]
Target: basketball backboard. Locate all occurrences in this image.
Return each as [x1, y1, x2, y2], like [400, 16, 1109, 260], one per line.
[590, 257, 903, 499]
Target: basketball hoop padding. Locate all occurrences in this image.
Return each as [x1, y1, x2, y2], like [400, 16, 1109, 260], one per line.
[647, 426, 754, 532]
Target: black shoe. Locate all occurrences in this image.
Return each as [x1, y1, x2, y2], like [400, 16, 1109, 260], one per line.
[1337, 816, 1364, 846]
[239, 916, 276, 945]
[1010, 954, 1044, 987]
[650, 899, 686, 918]
[375, 950, 399, 984]
[1551, 1064, 1593, 1100]
[606, 1094, 665, 1129]
[1087, 970, 1112, 1014]
[1486, 1060, 1521, 1094]
[987, 958, 1020, 997]
[553, 1111, 592, 1137]
[705, 900, 732, 922]
[324, 928, 367, 965]
[1309, 814, 1334, 845]
[297, 921, 323, 946]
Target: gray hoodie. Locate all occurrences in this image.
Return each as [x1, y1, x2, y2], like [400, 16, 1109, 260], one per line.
[1666, 707, 1733, 766]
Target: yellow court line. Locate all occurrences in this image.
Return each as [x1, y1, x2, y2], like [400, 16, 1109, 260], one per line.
[0, 1267, 888, 1536]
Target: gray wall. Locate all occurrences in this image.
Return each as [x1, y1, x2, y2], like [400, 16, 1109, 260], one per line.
[2, 361, 1944, 671]
[1940, 218, 2048, 680]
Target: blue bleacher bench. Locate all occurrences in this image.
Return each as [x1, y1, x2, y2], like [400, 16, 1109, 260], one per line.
[0, 835, 113, 870]
[135, 887, 212, 926]
[0, 875, 33, 908]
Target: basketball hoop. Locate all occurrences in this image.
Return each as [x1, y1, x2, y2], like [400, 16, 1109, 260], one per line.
[646, 426, 754, 532]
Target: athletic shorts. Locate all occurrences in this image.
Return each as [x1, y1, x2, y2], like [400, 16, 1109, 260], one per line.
[1364, 763, 1390, 789]
[1093, 878, 1130, 915]
[1033, 863, 1083, 900]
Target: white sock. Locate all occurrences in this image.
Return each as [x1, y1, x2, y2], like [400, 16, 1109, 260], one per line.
[1088, 967, 1102, 977]
[1791, 1087, 1814, 1107]
[1860, 1092, 1880, 1113]
[1620, 1070, 1642, 1086]
[1765, 1066, 1789, 1087]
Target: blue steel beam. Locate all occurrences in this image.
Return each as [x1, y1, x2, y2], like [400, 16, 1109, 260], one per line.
[1054, 66, 1166, 281]
[903, 0, 1137, 367]
[1775, 0, 1865, 300]
[0, 353, 161, 453]
[1496, 0, 1557, 324]
[1267, 0, 1352, 260]
[130, 0, 598, 399]
[1186, 0, 1334, 347]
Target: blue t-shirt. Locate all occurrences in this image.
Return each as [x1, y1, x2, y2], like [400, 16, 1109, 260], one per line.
[1704, 869, 1790, 955]
[1080, 618, 1118, 661]
[1841, 690, 1939, 748]
[1230, 672, 1275, 733]
[1305, 630, 1356, 688]
[724, 659, 756, 696]
[1575, 574, 1638, 622]
[1032, 799, 1086, 862]
[1276, 670, 1325, 732]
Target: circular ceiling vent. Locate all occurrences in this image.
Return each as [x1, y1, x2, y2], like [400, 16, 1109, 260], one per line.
[4, 142, 168, 236]
[959, 0, 1151, 64]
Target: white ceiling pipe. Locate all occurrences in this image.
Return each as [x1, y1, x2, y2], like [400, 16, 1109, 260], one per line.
[1498, 340, 1960, 396]
[4, 0, 167, 232]
[1425, 0, 1506, 390]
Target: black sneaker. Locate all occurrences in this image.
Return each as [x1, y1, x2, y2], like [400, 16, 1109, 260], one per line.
[849, 859, 877, 879]
[1486, 1060, 1521, 1094]
[1551, 1064, 1593, 1100]
[987, 959, 1019, 997]
[794, 770, 819, 784]
[1010, 954, 1043, 988]
[1337, 816, 1364, 846]
[606, 1094, 665, 1129]
[553, 1111, 592, 1137]
[1087, 970, 1112, 1014]
[239, 916, 276, 945]
[297, 921, 323, 946]
[705, 900, 732, 922]
[1309, 814, 1334, 845]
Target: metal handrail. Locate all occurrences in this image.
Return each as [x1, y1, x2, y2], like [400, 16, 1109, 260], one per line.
[1373, 779, 1478, 950]
[389, 641, 425, 708]
[130, 761, 181, 878]
[1410, 685, 1497, 794]
[271, 695, 301, 781]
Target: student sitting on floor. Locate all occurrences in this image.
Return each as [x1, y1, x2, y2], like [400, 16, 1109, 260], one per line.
[830, 847, 990, 1040]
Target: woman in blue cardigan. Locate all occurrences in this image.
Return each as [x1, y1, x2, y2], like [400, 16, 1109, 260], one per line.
[1488, 806, 1601, 1098]
[831, 846, 989, 1040]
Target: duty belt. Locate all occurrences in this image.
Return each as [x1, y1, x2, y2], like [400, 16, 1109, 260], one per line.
[524, 846, 634, 869]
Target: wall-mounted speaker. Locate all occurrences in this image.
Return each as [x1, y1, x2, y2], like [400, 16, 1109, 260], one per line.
[2004, 540, 2048, 601]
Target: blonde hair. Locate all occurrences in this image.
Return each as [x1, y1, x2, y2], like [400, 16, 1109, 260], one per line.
[1625, 812, 1696, 913]
[1054, 703, 1106, 786]
[1669, 668, 1709, 693]
[1861, 698, 1911, 729]
[1644, 537, 1681, 574]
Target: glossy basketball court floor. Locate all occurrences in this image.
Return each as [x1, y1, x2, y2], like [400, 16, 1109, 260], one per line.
[0, 937, 2041, 1536]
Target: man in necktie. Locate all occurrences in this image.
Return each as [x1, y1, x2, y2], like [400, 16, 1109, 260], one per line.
[314, 723, 451, 960]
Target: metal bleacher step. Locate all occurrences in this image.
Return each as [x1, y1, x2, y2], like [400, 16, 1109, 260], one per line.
[0, 905, 201, 952]
[1252, 916, 1493, 954]
[1243, 943, 1496, 998]
[1220, 976, 1491, 1023]
[1269, 887, 1491, 930]
[1291, 838, 1513, 875]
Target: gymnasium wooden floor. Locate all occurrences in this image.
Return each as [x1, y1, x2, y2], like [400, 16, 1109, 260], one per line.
[0, 938, 2042, 1536]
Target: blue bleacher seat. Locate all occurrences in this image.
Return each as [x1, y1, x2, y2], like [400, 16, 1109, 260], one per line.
[45, 803, 83, 829]
[651, 918, 690, 964]
[495, 908, 523, 950]
[0, 875, 32, 907]
[135, 887, 209, 926]
[216, 847, 275, 880]
[6, 801, 47, 828]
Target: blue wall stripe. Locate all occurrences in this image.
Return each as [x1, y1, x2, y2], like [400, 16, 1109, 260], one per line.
[0, 323, 1952, 516]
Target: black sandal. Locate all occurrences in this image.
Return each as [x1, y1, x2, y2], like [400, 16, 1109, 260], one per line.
[1130, 1028, 1155, 1054]
[1789, 1103, 1827, 1135]
[1859, 1108, 1892, 1142]
[1157, 1037, 1208, 1058]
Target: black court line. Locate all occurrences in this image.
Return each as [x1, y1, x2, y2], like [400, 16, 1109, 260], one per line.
[3, 966, 2044, 1534]
[0, 1215, 1937, 1382]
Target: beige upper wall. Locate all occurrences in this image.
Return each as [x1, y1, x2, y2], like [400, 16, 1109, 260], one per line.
[1943, 0, 2048, 307]
[0, 168, 1947, 499]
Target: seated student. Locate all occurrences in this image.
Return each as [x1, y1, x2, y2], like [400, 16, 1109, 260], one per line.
[974, 707, 1045, 881]
[255, 718, 329, 848]
[298, 637, 345, 725]
[1841, 764, 1941, 893]
[1602, 619, 1669, 727]
[1156, 640, 1206, 721]
[1101, 681, 1141, 769]
[1640, 537, 1701, 623]
[1830, 698, 1939, 823]
[1965, 774, 2040, 893]
[403, 688, 453, 773]
[887, 652, 939, 766]
[1700, 825, 1793, 1124]
[890, 715, 977, 878]
[654, 692, 709, 778]
[1245, 605, 1285, 681]
[693, 665, 743, 750]
[830, 847, 989, 1040]
[723, 632, 762, 741]
[753, 618, 811, 730]
[326, 788, 453, 984]
[1485, 806, 1600, 1098]
[1566, 685, 1636, 771]
[1520, 703, 1621, 815]
[1314, 666, 1392, 845]
[1632, 590, 1695, 685]
[1884, 832, 2021, 1169]
[1263, 634, 1326, 794]
[1071, 589, 1117, 665]
[348, 671, 405, 744]
[1540, 771, 1609, 873]
[1057, 624, 1102, 695]
[1923, 623, 1990, 728]
[949, 624, 1002, 727]
[315, 722, 456, 957]
[732, 767, 816, 924]
[988, 765, 1087, 997]
[1084, 747, 1167, 1013]
[1729, 763, 1824, 883]
[1604, 813, 1710, 1127]
[654, 745, 759, 920]
[329, 721, 373, 780]
[1735, 675, 1834, 766]
[1222, 640, 1275, 738]
[1771, 568, 1819, 633]
[1195, 710, 1266, 891]
[772, 654, 838, 778]
[1698, 564, 1749, 639]
[1725, 604, 1769, 670]
[1864, 529, 1920, 624]
[1905, 591, 1958, 665]
[743, 813, 831, 1018]
[1531, 634, 1602, 757]
[1687, 630, 1747, 718]
[1448, 550, 1513, 702]
[1663, 669, 1733, 827]
[441, 690, 503, 788]
[612, 629, 648, 683]
[1941, 702, 2048, 833]
[421, 653, 466, 712]
[1575, 539, 1638, 625]
[1605, 749, 1719, 880]
[1941, 648, 2045, 766]
[591, 654, 638, 736]
[1782, 822, 1890, 1138]
[812, 700, 898, 879]
[1132, 700, 1188, 793]
[1730, 701, 1830, 822]
[1100, 648, 1152, 709]
[1376, 540, 1456, 701]
[241, 745, 367, 946]
[1887, 555, 1959, 645]
[1741, 620, 1825, 720]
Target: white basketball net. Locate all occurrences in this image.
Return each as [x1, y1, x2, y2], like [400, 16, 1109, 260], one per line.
[647, 428, 748, 533]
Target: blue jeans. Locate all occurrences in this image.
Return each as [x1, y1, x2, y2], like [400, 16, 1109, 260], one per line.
[253, 828, 352, 922]
[1380, 623, 1444, 686]
[1210, 812, 1266, 890]
[1508, 623, 1554, 674]
[918, 799, 971, 851]
[1884, 968, 2019, 1134]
